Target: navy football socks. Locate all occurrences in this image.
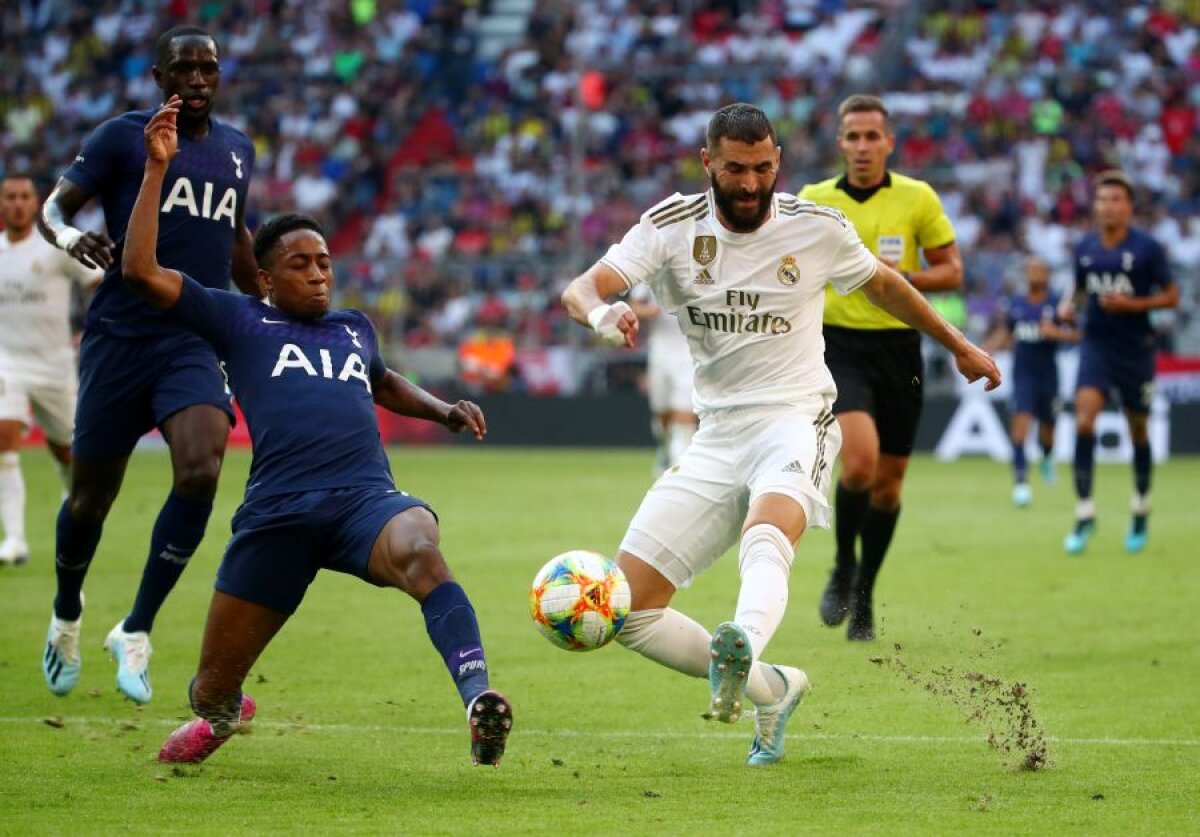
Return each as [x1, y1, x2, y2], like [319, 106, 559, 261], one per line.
[54, 502, 103, 621]
[124, 492, 212, 633]
[421, 581, 490, 706]
[1073, 431, 1096, 502]
[1132, 442, 1152, 497]
[1012, 440, 1028, 483]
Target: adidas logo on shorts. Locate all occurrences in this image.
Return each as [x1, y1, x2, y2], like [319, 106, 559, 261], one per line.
[781, 460, 805, 475]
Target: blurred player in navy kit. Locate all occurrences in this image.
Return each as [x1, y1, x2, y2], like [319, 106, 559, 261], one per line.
[991, 256, 1077, 507]
[1061, 171, 1178, 555]
[126, 98, 511, 767]
[37, 26, 260, 704]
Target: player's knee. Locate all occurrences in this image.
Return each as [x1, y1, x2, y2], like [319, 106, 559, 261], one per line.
[839, 457, 874, 490]
[870, 482, 903, 512]
[387, 540, 452, 597]
[172, 457, 222, 500]
[67, 486, 117, 526]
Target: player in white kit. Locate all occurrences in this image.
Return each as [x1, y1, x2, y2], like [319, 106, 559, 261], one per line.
[628, 283, 696, 473]
[562, 104, 1000, 765]
[0, 175, 100, 565]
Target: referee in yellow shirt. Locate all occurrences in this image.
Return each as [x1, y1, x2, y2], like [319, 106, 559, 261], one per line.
[799, 95, 963, 641]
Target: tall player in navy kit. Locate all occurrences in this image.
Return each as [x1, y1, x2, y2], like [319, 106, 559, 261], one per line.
[996, 256, 1076, 507]
[1062, 171, 1178, 555]
[37, 27, 259, 703]
[125, 99, 512, 767]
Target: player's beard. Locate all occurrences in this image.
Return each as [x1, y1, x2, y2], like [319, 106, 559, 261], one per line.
[710, 172, 775, 233]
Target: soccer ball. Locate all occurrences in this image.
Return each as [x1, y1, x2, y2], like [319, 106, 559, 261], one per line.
[529, 550, 631, 651]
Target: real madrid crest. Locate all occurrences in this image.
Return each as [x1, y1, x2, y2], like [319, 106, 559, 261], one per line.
[777, 255, 799, 286]
[693, 236, 717, 266]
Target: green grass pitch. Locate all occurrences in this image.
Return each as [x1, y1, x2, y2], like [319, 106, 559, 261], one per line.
[0, 447, 1196, 834]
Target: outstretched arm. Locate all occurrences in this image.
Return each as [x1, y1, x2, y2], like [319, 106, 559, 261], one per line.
[373, 369, 487, 441]
[861, 260, 1002, 391]
[122, 98, 184, 309]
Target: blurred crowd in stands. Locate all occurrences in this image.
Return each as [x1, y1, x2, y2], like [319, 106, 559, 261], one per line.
[3, 0, 1198, 393]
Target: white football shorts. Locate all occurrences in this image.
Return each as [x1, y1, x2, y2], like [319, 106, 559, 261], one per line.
[0, 371, 78, 446]
[619, 400, 840, 588]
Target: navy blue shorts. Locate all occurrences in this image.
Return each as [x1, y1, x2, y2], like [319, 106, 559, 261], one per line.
[215, 486, 434, 614]
[73, 330, 235, 460]
[1012, 365, 1058, 424]
[1075, 341, 1155, 414]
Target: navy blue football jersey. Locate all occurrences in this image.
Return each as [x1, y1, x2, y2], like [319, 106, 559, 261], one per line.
[63, 109, 255, 337]
[1073, 228, 1171, 347]
[170, 275, 394, 500]
[1007, 293, 1060, 375]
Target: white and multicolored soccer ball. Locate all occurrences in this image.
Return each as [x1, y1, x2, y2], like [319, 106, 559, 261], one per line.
[529, 551, 631, 651]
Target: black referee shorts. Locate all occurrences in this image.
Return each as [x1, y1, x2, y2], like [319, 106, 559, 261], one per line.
[824, 325, 924, 457]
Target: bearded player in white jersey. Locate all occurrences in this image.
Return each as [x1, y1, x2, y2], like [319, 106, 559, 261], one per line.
[0, 175, 100, 565]
[627, 283, 696, 474]
[562, 103, 1000, 766]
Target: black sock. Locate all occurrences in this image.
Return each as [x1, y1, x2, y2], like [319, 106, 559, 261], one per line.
[1012, 440, 1028, 483]
[854, 506, 900, 604]
[834, 482, 869, 574]
[1132, 442, 1152, 498]
[1073, 432, 1096, 503]
[421, 581, 489, 706]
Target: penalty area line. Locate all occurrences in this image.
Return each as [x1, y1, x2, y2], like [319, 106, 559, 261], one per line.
[0, 717, 1196, 748]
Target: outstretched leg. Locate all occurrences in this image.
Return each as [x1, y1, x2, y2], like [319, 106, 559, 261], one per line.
[367, 506, 511, 766]
[159, 591, 287, 763]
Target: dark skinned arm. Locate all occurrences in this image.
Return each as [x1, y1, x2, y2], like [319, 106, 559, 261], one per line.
[37, 179, 115, 270]
[372, 369, 486, 440]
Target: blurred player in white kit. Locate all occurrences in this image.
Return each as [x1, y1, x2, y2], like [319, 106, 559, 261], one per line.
[628, 283, 697, 474]
[0, 174, 100, 565]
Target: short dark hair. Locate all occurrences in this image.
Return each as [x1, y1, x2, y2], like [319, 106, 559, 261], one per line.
[154, 25, 217, 67]
[706, 103, 776, 150]
[1, 171, 36, 186]
[1093, 169, 1134, 200]
[253, 214, 325, 266]
[838, 94, 890, 125]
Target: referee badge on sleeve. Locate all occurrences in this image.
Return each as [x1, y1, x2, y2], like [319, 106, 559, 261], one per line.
[777, 255, 799, 286]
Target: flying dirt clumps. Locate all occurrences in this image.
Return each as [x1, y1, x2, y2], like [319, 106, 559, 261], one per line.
[870, 645, 1050, 771]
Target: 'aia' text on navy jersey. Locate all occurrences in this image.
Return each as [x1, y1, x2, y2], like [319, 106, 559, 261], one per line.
[63, 109, 255, 338]
[1007, 293, 1061, 377]
[1073, 228, 1170, 349]
[170, 275, 394, 501]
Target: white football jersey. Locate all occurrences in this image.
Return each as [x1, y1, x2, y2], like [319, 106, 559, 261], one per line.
[603, 191, 878, 413]
[628, 281, 690, 361]
[0, 231, 100, 383]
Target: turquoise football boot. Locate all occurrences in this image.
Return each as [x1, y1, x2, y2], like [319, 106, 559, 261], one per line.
[747, 666, 811, 766]
[704, 622, 753, 723]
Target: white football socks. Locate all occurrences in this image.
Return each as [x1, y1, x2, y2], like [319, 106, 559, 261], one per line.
[733, 523, 794, 659]
[0, 452, 26, 547]
[617, 607, 787, 706]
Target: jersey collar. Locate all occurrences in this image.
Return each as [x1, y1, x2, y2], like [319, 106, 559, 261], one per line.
[835, 171, 892, 203]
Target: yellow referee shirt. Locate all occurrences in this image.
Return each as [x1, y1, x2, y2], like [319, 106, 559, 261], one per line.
[799, 171, 955, 330]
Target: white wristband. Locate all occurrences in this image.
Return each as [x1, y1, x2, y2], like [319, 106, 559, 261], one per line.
[586, 304, 613, 331]
[586, 302, 629, 346]
[56, 227, 84, 252]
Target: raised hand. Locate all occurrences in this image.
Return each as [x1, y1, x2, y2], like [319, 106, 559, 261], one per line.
[145, 95, 181, 164]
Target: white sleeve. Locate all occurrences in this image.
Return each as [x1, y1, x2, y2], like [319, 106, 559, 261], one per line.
[58, 248, 103, 287]
[599, 210, 669, 292]
[826, 217, 879, 295]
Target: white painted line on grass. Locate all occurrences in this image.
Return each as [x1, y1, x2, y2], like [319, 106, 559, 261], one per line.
[0, 716, 1196, 748]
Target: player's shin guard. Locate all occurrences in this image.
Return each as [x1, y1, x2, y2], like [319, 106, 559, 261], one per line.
[125, 492, 212, 633]
[54, 501, 102, 621]
[421, 581, 489, 706]
[1073, 432, 1096, 501]
[0, 451, 26, 548]
[733, 523, 794, 659]
[616, 608, 710, 677]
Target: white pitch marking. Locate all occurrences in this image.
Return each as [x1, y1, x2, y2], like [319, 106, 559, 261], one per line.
[1, 717, 1196, 747]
